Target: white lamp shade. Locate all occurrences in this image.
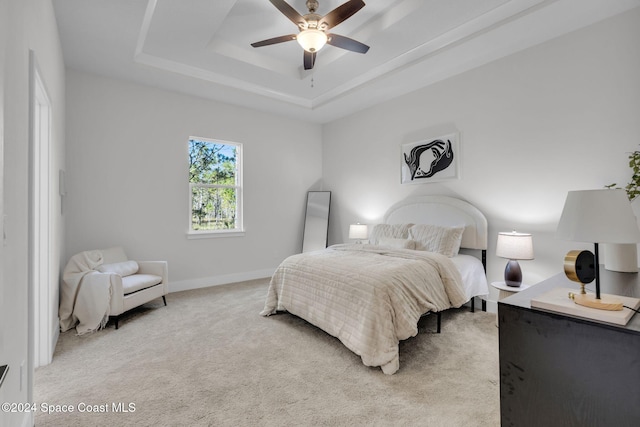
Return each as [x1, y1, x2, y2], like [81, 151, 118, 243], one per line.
[496, 232, 534, 260]
[296, 29, 327, 52]
[555, 189, 640, 244]
[349, 224, 368, 240]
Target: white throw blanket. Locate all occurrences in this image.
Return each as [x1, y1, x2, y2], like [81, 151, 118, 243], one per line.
[59, 250, 112, 335]
[261, 244, 467, 374]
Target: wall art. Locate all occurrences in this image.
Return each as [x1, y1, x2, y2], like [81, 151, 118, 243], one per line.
[401, 133, 459, 184]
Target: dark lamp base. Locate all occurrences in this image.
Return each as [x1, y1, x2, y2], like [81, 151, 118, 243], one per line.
[505, 259, 522, 287]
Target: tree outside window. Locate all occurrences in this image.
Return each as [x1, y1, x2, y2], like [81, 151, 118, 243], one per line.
[188, 137, 242, 233]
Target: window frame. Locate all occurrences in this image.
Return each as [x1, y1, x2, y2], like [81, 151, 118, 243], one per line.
[187, 136, 244, 239]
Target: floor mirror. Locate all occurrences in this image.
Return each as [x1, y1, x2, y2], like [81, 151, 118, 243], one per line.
[302, 191, 331, 253]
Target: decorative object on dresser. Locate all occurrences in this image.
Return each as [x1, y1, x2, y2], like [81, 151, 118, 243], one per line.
[604, 148, 640, 272]
[496, 231, 534, 287]
[348, 223, 368, 244]
[563, 249, 596, 295]
[555, 189, 640, 312]
[604, 242, 638, 272]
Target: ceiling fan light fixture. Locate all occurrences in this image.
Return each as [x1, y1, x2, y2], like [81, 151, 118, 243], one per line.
[251, 0, 368, 70]
[296, 29, 327, 52]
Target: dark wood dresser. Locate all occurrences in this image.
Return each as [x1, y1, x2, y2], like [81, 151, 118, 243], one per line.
[498, 269, 640, 427]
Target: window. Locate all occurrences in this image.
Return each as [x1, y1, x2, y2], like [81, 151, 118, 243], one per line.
[188, 137, 243, 237]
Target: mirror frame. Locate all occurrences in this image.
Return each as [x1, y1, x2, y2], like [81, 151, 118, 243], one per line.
[302, 191, 331, 253]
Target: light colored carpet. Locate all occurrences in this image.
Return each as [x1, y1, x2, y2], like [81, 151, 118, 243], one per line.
[35, 279, 499, 426]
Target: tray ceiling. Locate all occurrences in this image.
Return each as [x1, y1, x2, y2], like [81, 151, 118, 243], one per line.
[53, 0, 640, 123]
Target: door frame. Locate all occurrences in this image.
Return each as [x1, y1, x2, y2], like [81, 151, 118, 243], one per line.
[28, 51, 55, 373]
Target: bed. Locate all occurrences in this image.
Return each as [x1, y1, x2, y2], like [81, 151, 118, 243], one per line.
[260, 195, 488, 374]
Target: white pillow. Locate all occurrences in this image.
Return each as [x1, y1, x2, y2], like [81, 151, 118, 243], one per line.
[97, 260, 139, 277]
[378, 237, 417, 250]
[409, 224, 465, 257]
[369, 223, 413, 245]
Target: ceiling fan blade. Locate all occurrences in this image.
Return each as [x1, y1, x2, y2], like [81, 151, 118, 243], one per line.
[303, 51, 316, 70]
[269, 0, 305, 27]
[251, 34, 297, 48]
[327, 34, 369, 54]
[319, 0, 365, 30]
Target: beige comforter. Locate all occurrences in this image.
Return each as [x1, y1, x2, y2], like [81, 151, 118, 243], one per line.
[260, 244, 467, 374]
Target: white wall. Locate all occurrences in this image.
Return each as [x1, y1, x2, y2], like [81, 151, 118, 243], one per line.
[0, 5, 632, 424]
[63, 8, 640, 304]
[0, 0, 66, 426]
[64, 70, 323, 289]
[322, 8, 640, 306]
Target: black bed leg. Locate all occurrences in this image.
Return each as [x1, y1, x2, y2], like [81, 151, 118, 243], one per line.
[162, 295, 167, 306]
[471, 297, 475, 313]
[436, 312, 441, 334]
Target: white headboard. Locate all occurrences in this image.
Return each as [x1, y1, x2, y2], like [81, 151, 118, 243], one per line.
[383, 195, 488, 250]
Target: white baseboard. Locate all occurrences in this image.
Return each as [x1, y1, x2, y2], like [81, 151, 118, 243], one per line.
[168, 268, 276, 293]
[49, 321, 60, 365]
[485, 298, 498, 314]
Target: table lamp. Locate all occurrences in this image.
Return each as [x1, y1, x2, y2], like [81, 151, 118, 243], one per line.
[349, 223, 368, 244]
[556, 189, 640, 310]
[496, 231, 534, 287]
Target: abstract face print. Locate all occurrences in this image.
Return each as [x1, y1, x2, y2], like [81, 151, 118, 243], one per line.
[401, 133, 458, 184]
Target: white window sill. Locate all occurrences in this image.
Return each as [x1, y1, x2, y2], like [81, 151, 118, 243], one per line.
[186, 230, 245, 239]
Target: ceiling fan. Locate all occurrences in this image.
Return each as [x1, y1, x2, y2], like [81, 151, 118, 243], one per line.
[251, 0, 370, 70]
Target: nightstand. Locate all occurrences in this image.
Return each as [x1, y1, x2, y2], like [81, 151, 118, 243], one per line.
[491, 281, 530, 301]
[490, 282, 531, 326]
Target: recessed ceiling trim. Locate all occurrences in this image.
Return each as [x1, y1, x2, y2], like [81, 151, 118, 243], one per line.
[312, 0, 426, 67]
[135, 0, 158, 59]
[134, 51, 313, 108]
[134, 0, 547, 112]
[134, 0, 548, 112]
[134, 0, 312, 108]
[311, 0, 548, 109]
[208, 38, 301, 79]
[52, 0, 638, 122]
